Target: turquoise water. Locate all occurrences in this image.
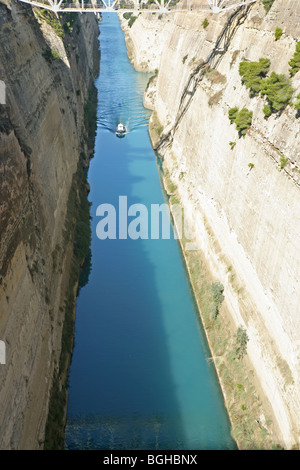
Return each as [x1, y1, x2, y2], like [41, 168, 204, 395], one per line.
[64, 14, 236, 450]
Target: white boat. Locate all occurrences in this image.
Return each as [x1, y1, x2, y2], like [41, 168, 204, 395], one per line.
[115, 123, 126, 138]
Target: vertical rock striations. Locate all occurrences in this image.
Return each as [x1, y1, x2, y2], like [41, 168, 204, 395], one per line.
[0, 0, 99, 449]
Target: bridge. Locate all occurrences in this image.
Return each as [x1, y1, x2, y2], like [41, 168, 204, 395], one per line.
[17, 0, 257, 14]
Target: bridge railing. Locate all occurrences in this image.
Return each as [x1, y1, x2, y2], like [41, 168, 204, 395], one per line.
[18, 0, 256, 12]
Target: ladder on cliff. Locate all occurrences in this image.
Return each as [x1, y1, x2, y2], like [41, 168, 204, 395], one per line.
[17, 0, 257, 14]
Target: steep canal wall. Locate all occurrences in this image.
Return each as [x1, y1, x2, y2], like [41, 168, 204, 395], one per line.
[0, 0, 99, 449]
[120, 0, 300, 449]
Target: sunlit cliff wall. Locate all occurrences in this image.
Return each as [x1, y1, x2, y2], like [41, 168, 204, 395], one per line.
[121, 0, 300, 448]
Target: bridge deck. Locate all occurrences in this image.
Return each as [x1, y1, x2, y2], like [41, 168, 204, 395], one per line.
[17, 0, 256, 14]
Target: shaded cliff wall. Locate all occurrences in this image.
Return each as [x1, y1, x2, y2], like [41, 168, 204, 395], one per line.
[0, 0, 99, 449]
[121, 0, 300, 449]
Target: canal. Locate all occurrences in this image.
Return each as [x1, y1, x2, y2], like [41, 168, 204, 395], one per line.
[65, 13, 236, 450]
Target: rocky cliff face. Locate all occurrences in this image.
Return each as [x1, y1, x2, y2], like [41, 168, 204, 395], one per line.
[121, 0, 300, 449]
[0, 0, 99, 449]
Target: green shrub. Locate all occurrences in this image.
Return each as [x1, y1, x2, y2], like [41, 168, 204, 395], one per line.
[295, 93, 300, 111]
[274, 27, 283, 41]
[289, 41, 300, 77]
[63, 13, 77, 35]
[239, 58, 270, 96]
[229, 107, 253, 136]
[210, 281, 224, 320]
[233, 326, 249, 360]
[123, 12, 132, 20]
[42, 49, 61, 63]
[280, 155, 288, 169]
[38, 9, 64, 37]
[128, 15, 137, 28]
[248, 162, 254, 170]
[182, 54, 188, 64]
[260, 72, 294, 112]
[228, 106, 239, 124]
[203, 18, 209, 29]
[263, 103, 272, 117]
[262, 0, 276, 13]
[145, 70, 158, 91]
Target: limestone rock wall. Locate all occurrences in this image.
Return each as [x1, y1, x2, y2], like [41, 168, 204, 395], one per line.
[0, 0, 99, 449]
[121, 0, 300, 448]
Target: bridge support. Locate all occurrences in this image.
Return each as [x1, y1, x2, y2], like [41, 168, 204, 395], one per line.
[17, 0, 256, 14]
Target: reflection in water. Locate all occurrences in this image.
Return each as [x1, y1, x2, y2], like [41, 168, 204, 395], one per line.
[66, 413, 183, 450]
[65, 14, 236, 451]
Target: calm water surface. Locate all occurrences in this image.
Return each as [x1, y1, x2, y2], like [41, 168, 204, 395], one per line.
[64, 14, 236, 450]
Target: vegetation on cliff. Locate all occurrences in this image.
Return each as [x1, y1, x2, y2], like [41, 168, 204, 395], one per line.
[164, 177, 276, 449]
[228, 107, 253, 136]
[289, 41, 300, 77]
[262, 0, 276, 13]
[260, 72, 294, 112]
[239, 58, 270, 96]
[123, 12, 138, 28]
[44, 152, 93, 450]
[40, 12, 99, 449]
[239, 57, 295, 116]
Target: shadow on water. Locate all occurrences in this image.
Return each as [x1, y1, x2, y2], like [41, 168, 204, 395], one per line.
[65, 14, 236, 450]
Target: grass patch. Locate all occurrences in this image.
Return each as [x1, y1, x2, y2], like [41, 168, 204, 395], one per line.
[150, 110, 163, 139]
[206, 68, 227, 85]
[177, 234, 276, 449]
[208, 90, 223, 106]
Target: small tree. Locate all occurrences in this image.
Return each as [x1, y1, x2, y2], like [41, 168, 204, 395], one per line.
[239, 58, 270, 96]
[289, 42, 300, 77]
[274, 27, 283, 41]
[228, 106, 239, 124]
[203, 18, 209, 29]
[233, 326, 249, 360]
[228, 107, 252, 137]
[262, 0, 276, 13]
[263, 104, 272, 118]
[210, 282, 224, 320]
[260, 72, 294, 112]
[280, 154, 288, 169]
[295, 93, 300, 113]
